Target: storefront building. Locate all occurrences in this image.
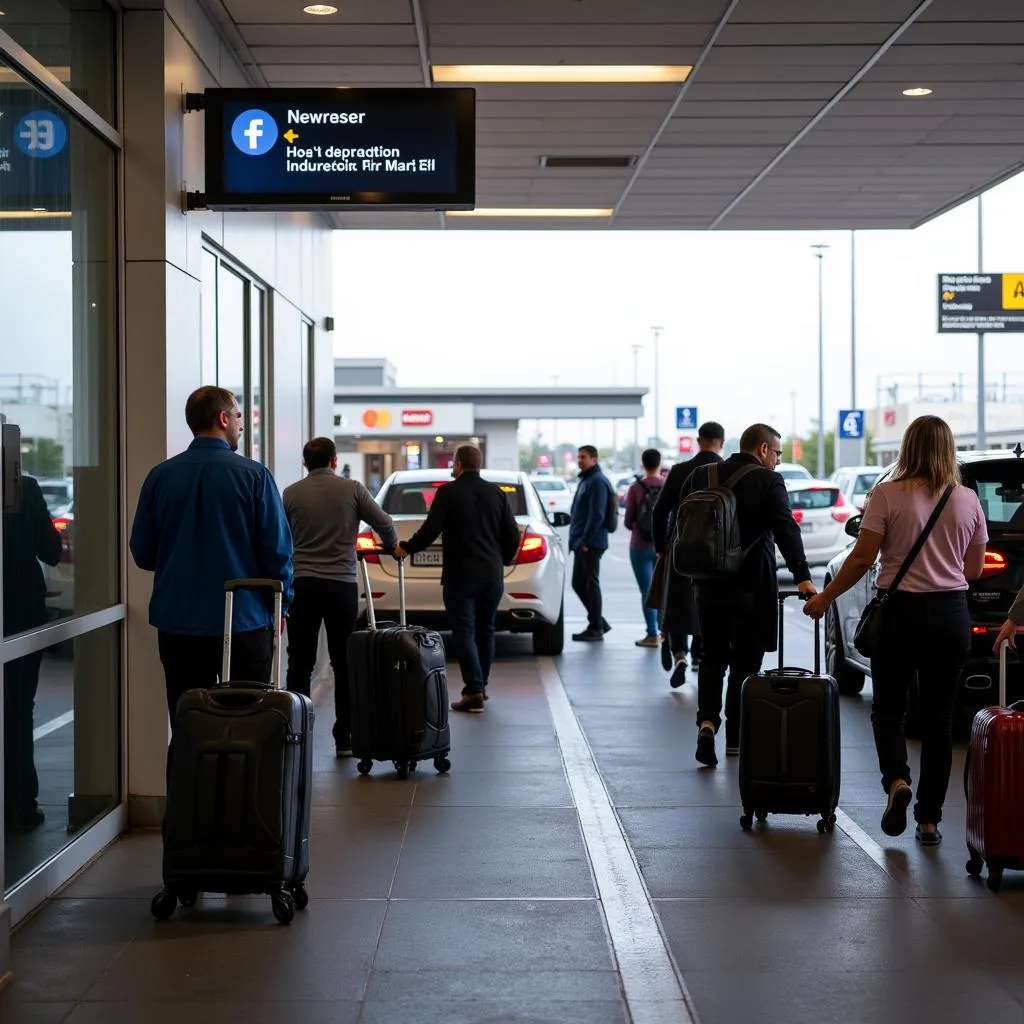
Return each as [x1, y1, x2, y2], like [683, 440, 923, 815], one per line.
[0, 0, 334, 967]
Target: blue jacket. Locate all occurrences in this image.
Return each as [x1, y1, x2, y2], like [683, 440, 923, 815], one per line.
[569, 465, 613, 552]
[129, 438, 293, 636]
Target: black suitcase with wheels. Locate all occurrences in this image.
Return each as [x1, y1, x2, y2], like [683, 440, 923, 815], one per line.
[153, 579, 314, 925]
[738, 590, 840, 833]
[348, 551, 451, 778]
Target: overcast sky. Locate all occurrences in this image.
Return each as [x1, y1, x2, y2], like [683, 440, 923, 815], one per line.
[333, 169, 1024, 451]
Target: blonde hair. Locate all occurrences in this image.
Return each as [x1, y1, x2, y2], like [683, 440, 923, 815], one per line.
[890, 415, 961, 496]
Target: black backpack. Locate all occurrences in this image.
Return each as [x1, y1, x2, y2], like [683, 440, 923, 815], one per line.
[604, 481, 619, 533]
[671, 463, 760, 579]
[635, 482, 663, 543]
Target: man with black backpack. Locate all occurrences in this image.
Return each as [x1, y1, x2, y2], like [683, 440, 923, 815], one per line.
[568, 445, 617, 642]
[676, 423, 816, 766]
[624, 448, 665, 647]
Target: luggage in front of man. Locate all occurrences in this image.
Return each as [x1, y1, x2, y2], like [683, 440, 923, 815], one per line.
[152, 579, 313, 926]
[738, 590, 840, 833]
[348, 550, 452, 779]
[965, 642, 1024, 892]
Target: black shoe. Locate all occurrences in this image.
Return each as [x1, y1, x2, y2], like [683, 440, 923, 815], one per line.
[8, 808, 45, 832]
[915, 824, 942, 846]
[670, 660, 688, 689]
[601, 619, 612, 634]
[696, 725, 718, 767]
[335, 735, 353, 758]
[660, 638, 673, 672]
[572, 628, 605, 642]
[881, 781, 912, 837]
[464, 687, 489, 701]
[725, 745, 740, 758]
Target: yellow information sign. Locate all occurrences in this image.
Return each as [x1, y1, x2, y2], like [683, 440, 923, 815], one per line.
[1003, 274, 1024, 309]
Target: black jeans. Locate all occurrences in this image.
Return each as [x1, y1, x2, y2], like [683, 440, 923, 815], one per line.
[870, 589, 970, 825]
[158, 628, 273, 723]
[286, 577, 358, 743]
[443, 576, 504, 695]
[572, 548, 605, 631]
[4, 651, 43, 825]
[695, 588, 766, 741]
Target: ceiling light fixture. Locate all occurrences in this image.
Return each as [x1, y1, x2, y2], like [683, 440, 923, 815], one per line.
[432, 65, 692, 84]
[448, 208, 614, 218]
[302, 4, 338, 15]
[902, 87, 933, 97]
[0, 210, 72, 220]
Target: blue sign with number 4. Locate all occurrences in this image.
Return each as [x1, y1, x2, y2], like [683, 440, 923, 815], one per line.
[838, 410, 865, 439]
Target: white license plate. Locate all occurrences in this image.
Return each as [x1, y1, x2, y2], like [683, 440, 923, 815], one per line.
[412, 550, 443, 567]
[799, 522, 816, 533]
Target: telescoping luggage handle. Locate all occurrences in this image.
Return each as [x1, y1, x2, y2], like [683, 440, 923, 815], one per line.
[223, 578, 284, 689]
[356, 547, 406, 630]
[778, 589, 820, 675]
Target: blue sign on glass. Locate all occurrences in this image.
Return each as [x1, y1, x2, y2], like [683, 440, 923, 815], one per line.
[838, 410, 865, 439]
[0, 92, 70, 213]
[676, 406, 698, 430]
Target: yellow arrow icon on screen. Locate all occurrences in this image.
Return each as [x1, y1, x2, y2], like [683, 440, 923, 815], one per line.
[283, 129, 299, 143]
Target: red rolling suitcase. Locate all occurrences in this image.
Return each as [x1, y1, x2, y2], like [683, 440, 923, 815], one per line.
[965, 641, 1024, 891]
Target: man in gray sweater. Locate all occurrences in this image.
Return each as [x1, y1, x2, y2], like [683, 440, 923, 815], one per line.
[283, 437, 398, 756]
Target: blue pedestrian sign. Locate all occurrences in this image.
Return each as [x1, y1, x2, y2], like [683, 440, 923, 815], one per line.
[676, 406, 698, 431]
[838, 410, 865, 439]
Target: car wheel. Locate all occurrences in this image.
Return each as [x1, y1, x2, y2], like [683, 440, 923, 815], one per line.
[532, 601, 564, 656]
[825, 599, 865, 696]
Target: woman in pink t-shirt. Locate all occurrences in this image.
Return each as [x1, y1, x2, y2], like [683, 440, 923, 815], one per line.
[805, 416, 987, 846]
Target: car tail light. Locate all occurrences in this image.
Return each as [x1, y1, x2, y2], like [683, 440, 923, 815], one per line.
[792, 509, 804, 524]
[53, 517, 72, 562]
[831, 491, 852, 523]
[516, 531, 548, 565]
[356, 531, 380, 564]
[971, 626, 991, 635]
[981, 550, 1008, 579]
[510, 593, 538, 600]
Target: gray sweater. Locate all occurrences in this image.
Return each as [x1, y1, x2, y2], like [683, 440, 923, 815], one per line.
[282, 469, 398, 583]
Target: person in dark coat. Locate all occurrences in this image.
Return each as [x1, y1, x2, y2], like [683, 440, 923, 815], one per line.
[652, 421, 725, 688]
[679, 423, 816, 767]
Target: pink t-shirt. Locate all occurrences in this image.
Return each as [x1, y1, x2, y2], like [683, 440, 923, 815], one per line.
[861, 481, 988, 592]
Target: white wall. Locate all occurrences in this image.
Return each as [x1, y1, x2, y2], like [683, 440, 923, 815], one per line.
[477, 419, 519, 470]
[123, 5, 334, 822]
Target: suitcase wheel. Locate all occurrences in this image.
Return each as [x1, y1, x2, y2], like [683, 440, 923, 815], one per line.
[987, 867, 1004, 893]
[151, 889, 177, 921]
[966, 846, 984, 879]
[740, 812, 753, 832]
[394, 761, 409, 780]
[755, 811, 769, 824]
[434, 756, 451, 774]
[816, 814, 837, 835]
[178, 888, 198, 908]
[290, 883, 309, 911]
[272, 890, 295, 925]
[356, 760, 372, 776]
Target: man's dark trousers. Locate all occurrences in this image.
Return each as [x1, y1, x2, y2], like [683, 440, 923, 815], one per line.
[158, 628, 273, 722]
[695, 588, 767, 744]
[285, 577, 359, 745]
[443, 576, 504, 695]
[572, 548, 605, 631]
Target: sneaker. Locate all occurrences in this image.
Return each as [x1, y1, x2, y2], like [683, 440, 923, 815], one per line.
[915, 824, 942, 847]
[696, 724, 718, 767]
[572, 628, 605, 642]
[601, 619, 612, 634]
[881, 781, 912, 837]
[451, 693, 485, 713]
[635, 635, 660, 648]
[660, 638, 673, 672]
[8, 807, 45, 832]
[464, 687, 490, 701]
[669, 659, 688, 689]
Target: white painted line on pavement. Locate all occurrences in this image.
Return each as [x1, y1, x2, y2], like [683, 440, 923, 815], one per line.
[539, 657, 700, 1024]
[34, 710, 74, 741]
[834, 808, 927, 898]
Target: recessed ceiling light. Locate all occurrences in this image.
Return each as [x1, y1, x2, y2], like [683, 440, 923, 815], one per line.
[448, 208, 614, 218]
[432, 65, 692, 84]
[303, 4, 338, 14]
[902, 87, 933, 97]
[0, 210, 72, 219]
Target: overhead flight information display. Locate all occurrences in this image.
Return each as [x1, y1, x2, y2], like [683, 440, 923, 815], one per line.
[203, 88, 475, 210]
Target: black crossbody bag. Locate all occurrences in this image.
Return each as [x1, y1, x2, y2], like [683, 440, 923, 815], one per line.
[852, 484, 954, 658]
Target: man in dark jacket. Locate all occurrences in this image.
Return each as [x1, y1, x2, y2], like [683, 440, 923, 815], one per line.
[679, 423, 816, 767]
[568, 445, 615, 642]
[652, 421, 725, 686]
[396, 445, 521, 713]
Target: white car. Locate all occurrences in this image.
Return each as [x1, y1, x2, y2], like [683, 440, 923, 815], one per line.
[830, 465, 883, 512]
[776, 462, 813, 483]
[357, 469, 568, 655]
[529, 475, 573, 517]
[776, 479, 855, 568]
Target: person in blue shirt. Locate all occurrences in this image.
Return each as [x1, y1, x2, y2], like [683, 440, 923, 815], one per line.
[568, 445, 615, 642]
[129, 386, 294, 721]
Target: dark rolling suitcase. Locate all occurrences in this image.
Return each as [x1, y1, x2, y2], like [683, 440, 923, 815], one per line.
[738, 590, 841, 834]
[152, 578, 314, 925]
[349, 550, 451, 779]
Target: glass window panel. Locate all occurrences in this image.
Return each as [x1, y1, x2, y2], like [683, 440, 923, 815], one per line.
[0, 59, 119, 636]
[249, 284, 264, 464]
[200, 248, 217, 384]
[0, 0, 116, 125]
[216, 264, 245, 411]
[4, 621, 121, 892]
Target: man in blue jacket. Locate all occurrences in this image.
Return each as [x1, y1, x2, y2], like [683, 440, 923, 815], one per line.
[130, 386, 294, 721]
[568, 445, 615, 642]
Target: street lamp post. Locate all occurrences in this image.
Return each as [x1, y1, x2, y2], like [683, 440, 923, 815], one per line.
[630, 343, 642, 462]
[811, 245, 829, 478]
[650, 325, 663, 450]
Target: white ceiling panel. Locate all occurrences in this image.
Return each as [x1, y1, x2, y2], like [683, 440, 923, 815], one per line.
[238, 25, 419, 46]
[223, 0, 413, 23]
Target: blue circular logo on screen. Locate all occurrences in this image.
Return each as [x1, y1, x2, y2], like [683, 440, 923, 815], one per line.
[14, 111, 67, 159]
[230, 109, 278, 156]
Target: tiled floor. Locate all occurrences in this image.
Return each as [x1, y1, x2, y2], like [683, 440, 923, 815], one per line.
[4, 541, 1024, 1023]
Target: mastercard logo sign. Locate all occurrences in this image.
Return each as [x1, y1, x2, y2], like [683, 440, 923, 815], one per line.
[362, 409, 393, 429]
